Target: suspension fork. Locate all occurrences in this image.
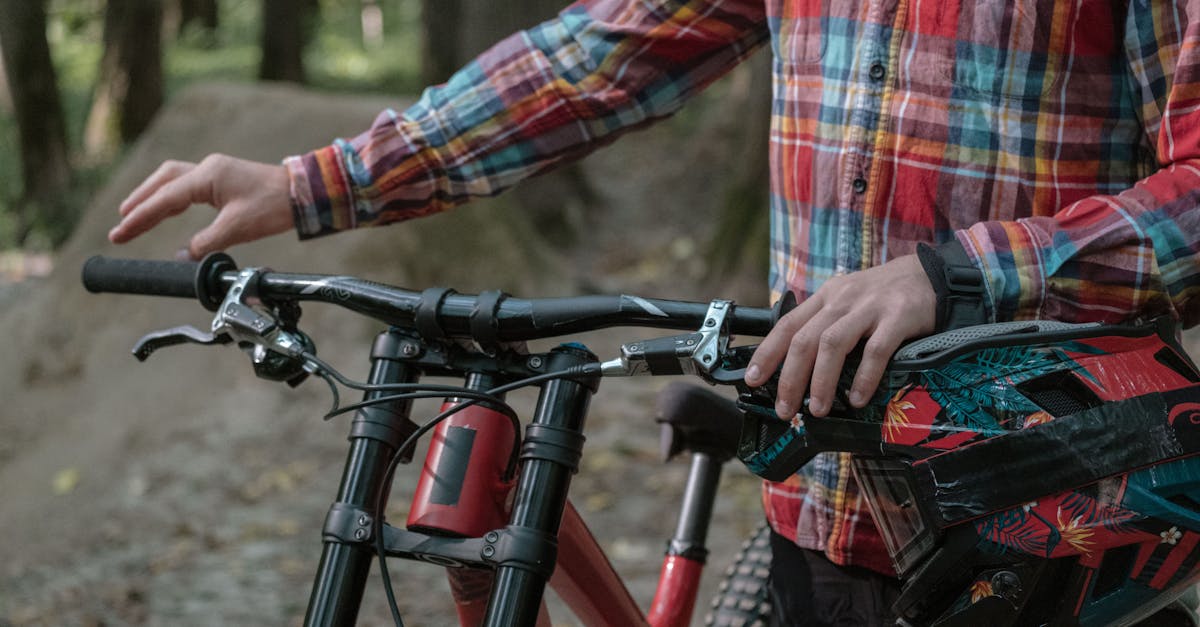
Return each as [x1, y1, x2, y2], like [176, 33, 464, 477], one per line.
[482, 345, 599, 627]
[304, 330, 422, 627]
[407, 371, 518, 626]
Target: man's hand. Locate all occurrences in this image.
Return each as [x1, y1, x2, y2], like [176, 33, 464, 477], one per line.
[745, 255, 936, 418]
[108, 154, 293, 260]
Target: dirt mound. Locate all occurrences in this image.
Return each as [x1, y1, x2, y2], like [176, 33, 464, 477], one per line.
[4, 80, 1197, 627]
[0, 81, 766, 625]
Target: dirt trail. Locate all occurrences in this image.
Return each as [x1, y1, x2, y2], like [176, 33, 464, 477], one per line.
[3, 81, 1197, 627]
[0, 82, 766, 626]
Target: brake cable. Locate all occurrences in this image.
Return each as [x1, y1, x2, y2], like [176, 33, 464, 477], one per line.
[370, 364, 602, 627]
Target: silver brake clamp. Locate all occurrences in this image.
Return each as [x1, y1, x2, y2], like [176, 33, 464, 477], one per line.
[692, 299, 733, 373]
[212, 268, 306, 360]
[600, 299, 734, 376]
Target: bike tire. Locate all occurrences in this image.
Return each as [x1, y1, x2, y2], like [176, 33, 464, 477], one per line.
[705, 523, 773, 627]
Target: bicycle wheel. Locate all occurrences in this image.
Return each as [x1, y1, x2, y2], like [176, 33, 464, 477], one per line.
[705, 523, 773, 627]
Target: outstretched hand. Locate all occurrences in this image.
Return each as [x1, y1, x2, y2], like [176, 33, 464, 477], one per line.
[108, 154, 294, 260]
[745, 255, 937, 419]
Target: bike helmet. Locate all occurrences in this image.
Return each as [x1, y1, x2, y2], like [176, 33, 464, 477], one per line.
[737, 316, 1200, 626]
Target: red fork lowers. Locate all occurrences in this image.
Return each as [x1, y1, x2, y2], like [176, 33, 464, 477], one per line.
[407, 400, 518, 626]
[406, 399, 709, 627]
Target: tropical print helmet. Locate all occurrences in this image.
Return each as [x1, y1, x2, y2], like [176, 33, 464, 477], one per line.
[842, 316, 1200, 626]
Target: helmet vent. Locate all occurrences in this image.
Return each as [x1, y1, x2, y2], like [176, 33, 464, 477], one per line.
[1092, 543, 1139, 599]
[1016, 371, 1103, 418]
[1154, 347, 1200, 382]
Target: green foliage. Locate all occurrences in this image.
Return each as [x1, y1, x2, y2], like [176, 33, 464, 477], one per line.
[0, 0, 426, 252]
[307, 0, 423, 94]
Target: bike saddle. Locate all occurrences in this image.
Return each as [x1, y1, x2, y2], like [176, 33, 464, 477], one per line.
[655, 381, 743, 462]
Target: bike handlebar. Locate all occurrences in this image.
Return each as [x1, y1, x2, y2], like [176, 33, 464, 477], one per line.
[82, 255, 202, 300]
[82, 255, 776, 341]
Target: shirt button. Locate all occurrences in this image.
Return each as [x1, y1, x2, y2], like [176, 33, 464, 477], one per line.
[869, 63, 886, 81]
[853, 177, 868, 194]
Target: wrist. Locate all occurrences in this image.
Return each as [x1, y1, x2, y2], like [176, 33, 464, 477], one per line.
[916, 240, 988, 331]
[282, 155, 323, 239]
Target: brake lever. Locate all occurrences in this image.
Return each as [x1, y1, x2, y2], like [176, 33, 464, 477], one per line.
[130, 267, 315, 385]
[601, 299, 734, 376]
[133, 325, 233, 361]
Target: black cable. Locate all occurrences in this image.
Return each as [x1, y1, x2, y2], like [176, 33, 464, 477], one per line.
[373, 363, 601, 627]
[326, 389, 517, 421]
[330, 389, 524, 479]
[306, 350, 484, 395]
[300, 347, 600, 626]
[301, 351, 524, 476]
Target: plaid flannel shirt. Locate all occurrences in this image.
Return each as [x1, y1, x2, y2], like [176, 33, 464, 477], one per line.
[286, 0, 1200, 574]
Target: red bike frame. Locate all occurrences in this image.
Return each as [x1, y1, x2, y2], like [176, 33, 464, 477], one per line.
[410, 398, 718, 627]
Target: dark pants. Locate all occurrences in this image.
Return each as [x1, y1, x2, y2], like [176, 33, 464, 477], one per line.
[768, 530, 902, 627]
[767, 531, 1198, 627]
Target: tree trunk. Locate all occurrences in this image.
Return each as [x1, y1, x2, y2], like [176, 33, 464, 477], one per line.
[420, 0, 462, 84]
[421, 0, 562, 85]
[703, 51, 772, 282]
[458, 0, 563, 60]
[0, 32, 11, 113]
[259, 0, 316, 83]
[0, 0, 72, 241]
[178, 0, 219, 34]
[83, 0, 165, 156]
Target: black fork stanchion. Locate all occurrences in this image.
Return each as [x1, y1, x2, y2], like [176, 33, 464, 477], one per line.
[482, 345, 599, 627]
[305, 330, 421, 626]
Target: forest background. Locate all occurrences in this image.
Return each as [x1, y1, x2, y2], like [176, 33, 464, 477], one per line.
[4, 2, 1200, 625]
[0, 2, 775, 624]
[0, 0, 770, 278]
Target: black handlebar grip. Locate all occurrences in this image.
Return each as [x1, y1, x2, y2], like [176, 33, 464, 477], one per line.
[81, 256, 199, 299]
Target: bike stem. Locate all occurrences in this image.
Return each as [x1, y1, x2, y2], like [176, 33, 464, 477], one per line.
[305, 330, 422, 626]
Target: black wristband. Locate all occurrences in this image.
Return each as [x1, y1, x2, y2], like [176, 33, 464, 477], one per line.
[916, 240, 988, 331]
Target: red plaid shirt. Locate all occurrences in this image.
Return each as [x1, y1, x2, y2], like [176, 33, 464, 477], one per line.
[287, 0, 1200, 574]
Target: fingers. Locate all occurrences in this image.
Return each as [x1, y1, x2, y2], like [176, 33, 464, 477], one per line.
[109, 154, 293, 257]
[806, 316, 872, 416]
[745, 255, 939, 421]
[118, 160, 194, 217]
[110, 160, 211, 244]
[185, 210, 241, 261]
[745, 291, 821, 387]
[848, 327, 904, 407]
[771, 309, 834, 418]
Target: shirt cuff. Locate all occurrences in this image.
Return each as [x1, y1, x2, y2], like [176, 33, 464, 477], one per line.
[953, 228, 1004, 323]
[284, 145, 351, 240]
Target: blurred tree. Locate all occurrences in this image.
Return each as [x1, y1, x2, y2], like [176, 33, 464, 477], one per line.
[259, 0, 319, 83]
[178, 0, 218, 36]
[83, 0, 164, 156]
[419, 0, 462, 85]
[360, 0, 384, 49]
[703, 52, 771, 282]
[420, 0, 563, 84]
[458, 0, 562, 59]
[0, 35, 10, 113]
[0, 0, 72, 242]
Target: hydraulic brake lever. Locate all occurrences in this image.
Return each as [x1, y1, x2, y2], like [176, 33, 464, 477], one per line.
[599, 299, 734, 377]
[131, 267, 315, 385]
[133, 325, 233, 361]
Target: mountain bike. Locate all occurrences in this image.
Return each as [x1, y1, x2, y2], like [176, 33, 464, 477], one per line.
[82, 254, 1200, 626]
[82, 253, 780, 627]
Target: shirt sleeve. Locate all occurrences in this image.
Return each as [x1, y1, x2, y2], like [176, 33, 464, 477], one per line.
[285, 0, 768, 238]
[956, 2, 1200, 328]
